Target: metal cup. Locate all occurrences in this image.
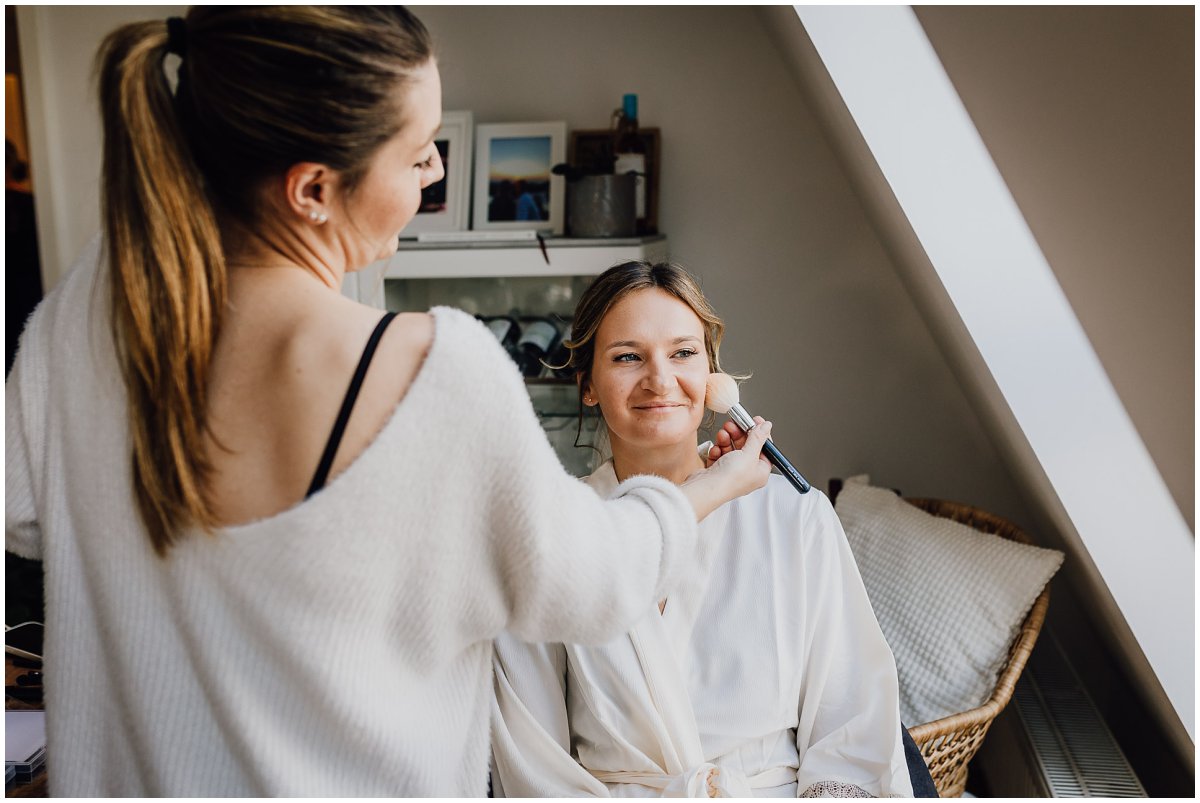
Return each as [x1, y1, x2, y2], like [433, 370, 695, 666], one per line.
[566, 174, 637, 238]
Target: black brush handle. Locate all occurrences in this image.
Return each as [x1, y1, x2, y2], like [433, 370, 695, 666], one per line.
[762, 439, 812, 494]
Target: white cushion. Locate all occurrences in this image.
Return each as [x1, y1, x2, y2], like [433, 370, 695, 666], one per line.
[835, 476, 1064, 726]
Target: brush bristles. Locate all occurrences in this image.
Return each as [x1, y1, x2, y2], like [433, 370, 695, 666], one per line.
[705, 372, 740, 414]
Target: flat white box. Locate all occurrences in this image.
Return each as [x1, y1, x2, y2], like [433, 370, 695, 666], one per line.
[5, 711, 45, 764]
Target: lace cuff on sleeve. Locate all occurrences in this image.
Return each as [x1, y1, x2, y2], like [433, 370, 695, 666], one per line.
[800, 779, 873, 798]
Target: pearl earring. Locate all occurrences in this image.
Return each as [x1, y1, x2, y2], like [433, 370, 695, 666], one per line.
[309, 211, 328, 224]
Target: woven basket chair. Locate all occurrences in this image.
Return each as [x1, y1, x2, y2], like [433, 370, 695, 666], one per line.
[902, 498, 1051, 798]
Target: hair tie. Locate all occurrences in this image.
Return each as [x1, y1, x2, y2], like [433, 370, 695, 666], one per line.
[166, 16, 187, 57]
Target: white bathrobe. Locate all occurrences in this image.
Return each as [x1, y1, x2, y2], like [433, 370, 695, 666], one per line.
[492, 463, 914, 798]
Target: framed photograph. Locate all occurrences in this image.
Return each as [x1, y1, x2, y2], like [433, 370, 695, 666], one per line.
[569, 127, 660, 235]
[473, 121, 566, 234]
[400, 110, 473, 237]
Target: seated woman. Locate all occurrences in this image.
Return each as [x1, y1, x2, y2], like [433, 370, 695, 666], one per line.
[491, 262, 925, 798]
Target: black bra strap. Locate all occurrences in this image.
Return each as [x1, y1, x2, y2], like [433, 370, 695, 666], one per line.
[306, 311, 399, 498]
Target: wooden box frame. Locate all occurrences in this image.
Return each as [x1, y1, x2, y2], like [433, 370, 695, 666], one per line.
[568, 127, 660, 235]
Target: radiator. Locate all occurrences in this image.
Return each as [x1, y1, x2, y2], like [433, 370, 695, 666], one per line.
[973, 633, 1146, 797]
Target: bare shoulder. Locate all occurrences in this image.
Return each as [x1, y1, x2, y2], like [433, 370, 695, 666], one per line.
[372, 311, 435, 401]
[387, 310, 435, 353]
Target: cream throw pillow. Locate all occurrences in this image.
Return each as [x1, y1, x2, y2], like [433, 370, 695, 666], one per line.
[835, 475, 1064, 726]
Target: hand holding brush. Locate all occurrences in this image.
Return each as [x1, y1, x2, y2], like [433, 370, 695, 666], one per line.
[705, 373, 812, 494]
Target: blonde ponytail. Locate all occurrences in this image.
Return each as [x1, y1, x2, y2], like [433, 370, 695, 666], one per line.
[94, 8, 432, 555]
[96, 20, 226, 555]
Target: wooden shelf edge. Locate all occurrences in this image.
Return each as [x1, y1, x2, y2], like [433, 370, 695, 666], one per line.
[382, 236, 669, 279]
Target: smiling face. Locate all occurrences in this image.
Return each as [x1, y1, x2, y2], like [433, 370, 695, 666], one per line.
[583, 288, 711, 453]
[340, 59, 445, 267]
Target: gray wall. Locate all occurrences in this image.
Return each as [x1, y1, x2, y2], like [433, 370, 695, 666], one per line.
[915, 5, 1194, 531]
[758, 3, 1193, 771]
[415, 5, 1035, 520]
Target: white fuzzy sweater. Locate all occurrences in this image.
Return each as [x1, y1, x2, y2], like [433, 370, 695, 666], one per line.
[5, 239, 699, 796]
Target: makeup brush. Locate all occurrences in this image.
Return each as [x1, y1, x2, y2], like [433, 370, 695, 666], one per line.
[705, 373, 811, 494]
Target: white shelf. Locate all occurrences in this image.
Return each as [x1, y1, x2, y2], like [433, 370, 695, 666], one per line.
[383, 235, 668, 279]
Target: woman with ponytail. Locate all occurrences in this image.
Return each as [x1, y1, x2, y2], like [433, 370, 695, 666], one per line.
[5, 7, 772, 796]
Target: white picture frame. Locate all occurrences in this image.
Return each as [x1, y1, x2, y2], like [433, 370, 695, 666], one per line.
[472, 121, 566, 235]
[400, 110, 473, 237]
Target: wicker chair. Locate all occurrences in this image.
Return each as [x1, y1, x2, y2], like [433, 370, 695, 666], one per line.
[902, 498, 1051, 798]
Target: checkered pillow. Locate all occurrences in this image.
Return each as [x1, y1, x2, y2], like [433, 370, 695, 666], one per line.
[835, 476, 1063, 725]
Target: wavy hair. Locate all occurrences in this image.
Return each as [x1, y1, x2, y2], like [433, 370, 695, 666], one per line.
[561, 261, 741, 460]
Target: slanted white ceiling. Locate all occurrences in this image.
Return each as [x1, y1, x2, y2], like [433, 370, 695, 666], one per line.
[795, 5, 1193, 740]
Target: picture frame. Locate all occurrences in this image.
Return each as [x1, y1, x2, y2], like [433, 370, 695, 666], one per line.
[400, 110, 473, 237]
[568, 127, 661, 235]
[472, 121, 566, 235]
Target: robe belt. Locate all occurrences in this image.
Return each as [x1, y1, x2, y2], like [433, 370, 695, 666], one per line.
[590, 763, 796, 798]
